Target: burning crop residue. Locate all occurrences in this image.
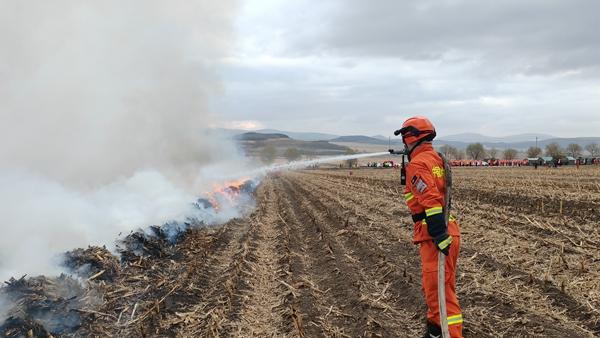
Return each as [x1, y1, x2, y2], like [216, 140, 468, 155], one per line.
[207, 178, 257, 211]
[63, 247, 121, 282]
[0, 178, 259, 337]
[115, 178, 258, 262]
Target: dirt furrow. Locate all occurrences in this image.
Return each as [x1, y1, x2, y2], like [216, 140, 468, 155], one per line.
[278, 176, 378, 337]
[273, 176, 340, 338]
[283, 173, 434, 337]
[225, 179, 291, 337]
[288, 172, 505, 337]
[289, 171, 597, 337]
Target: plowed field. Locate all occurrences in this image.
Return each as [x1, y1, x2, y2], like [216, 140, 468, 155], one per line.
[80, 166, 600, 338]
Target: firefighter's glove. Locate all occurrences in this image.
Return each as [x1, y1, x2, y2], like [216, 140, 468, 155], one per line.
[427, 208, 452, 256]
[434, 234, 452, 256]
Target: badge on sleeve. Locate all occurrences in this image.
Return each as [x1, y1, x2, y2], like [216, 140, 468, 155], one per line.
[415, 177, 428, 193]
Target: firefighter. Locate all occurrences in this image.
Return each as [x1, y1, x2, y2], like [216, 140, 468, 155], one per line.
[392, 116, 463, 338]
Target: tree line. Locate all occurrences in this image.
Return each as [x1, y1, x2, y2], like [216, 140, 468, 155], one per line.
[440, 142, 600, 160]
[259, 145, 303, 164]
[259, 142, 600, 164]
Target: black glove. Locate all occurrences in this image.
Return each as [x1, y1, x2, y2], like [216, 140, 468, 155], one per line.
[434, 233, 452, 256]
[426, 212, 451, 255]
[388, 149, 395, 154]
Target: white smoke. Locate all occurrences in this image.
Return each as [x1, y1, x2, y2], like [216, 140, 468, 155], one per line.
[0, 1, 243, 281]
[0, 294, 7, 322]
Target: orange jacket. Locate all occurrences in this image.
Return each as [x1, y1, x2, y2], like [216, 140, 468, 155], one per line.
[403, 143, 460, 243]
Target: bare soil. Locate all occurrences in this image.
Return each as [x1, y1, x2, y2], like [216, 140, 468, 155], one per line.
[48, 166, 600, 337]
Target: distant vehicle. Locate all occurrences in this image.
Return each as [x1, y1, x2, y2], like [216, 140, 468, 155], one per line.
[382, 160, 395, 168]
[365, 160, 399, 168]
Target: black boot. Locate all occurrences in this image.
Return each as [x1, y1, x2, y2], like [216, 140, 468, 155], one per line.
[422, 321, 442, 338]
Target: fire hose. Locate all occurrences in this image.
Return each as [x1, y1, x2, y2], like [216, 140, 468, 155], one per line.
[438, 152, 453, 338]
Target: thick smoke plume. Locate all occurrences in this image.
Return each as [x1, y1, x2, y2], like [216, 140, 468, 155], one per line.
[0, 1, 241, 281]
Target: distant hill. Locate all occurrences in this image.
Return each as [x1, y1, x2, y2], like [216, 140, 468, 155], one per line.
[256, 129, 339, 141]
[330, 133, 600, 152]
[222, 128, 599, 153]
[211, 128, 338, 141]
[330, 135, 398, 145]
[236, 132, 289, 141]
[237, 132, 351, 157]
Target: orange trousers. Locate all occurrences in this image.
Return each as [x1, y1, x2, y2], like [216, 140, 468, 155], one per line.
[420, 236, 463, 338]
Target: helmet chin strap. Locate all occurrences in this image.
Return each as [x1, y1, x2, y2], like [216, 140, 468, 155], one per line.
[400, 135, 432, 186]
[404, 138, 430, 161]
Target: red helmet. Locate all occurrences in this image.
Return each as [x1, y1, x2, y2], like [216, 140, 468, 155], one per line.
[396, 116, 436, 145]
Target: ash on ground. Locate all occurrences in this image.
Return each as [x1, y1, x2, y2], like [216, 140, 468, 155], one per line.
[0, 275, 102, 338]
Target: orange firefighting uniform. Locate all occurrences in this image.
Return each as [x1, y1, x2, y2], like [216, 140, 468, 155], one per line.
[403, 143, 463, 337]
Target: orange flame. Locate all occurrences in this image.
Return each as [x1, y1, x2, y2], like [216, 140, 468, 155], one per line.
[206, 177, 251, 211]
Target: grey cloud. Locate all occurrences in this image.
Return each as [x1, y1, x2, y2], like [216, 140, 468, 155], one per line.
[286, 0, 600, 77]
[217, 1, 600, 137]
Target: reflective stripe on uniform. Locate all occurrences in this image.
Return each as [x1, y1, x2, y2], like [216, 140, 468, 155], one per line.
[425, 206, 443, 217]
[447, 314, 463, 325]
[438, 236, 452, 250]
[404, 192, 414, 202]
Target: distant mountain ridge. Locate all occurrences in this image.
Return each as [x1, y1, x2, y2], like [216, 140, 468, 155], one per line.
[438, 133, 557, 143]
[329, 135, 400, 145]
[256, 129, 339, 141]
[236, 132, 351, 157]
[330, 133, 599, 151]
[236, 132, 289, 141]
[218, 128, 598, 151]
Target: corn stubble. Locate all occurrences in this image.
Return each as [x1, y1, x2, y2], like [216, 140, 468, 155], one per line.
[6, 166, 597, 338]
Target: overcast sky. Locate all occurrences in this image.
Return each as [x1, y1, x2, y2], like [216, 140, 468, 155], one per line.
[213, 0, 600, 138]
